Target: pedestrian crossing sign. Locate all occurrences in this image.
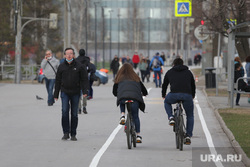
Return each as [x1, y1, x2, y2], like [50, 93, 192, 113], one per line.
[175, 0, 192, 17]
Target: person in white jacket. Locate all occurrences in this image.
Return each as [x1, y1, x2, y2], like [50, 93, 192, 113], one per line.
[41, 49, 60, 106]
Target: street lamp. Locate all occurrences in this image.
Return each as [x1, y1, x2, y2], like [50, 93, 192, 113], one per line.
[102, 6, 105, 68]
[109, 10, 114, 66]
[117, 11, 121, 58]
[148, 17, 150, 58]
[94, 2, 100, 67]
[85, 0, 88, 56]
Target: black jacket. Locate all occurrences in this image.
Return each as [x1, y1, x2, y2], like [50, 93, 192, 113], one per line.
[113, 80, 148, 111]
[54, 59, 89, 98]
[110, 58, 120, 73]
[234, 70, 247, 91]
[162, 65, 196, 98]
[76, 54, 92, 73]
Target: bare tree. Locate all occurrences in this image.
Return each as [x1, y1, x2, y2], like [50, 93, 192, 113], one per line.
[195, 0, 250, 60]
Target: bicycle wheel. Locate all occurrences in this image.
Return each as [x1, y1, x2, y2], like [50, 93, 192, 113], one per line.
[175, 116, 179, 149]
[132, 124, 137, 148]
[178, 114, 184, 151]
[126, 114, 132, 149]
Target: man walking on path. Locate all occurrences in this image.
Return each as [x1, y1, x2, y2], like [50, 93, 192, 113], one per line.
[41, 49, 60, 106]
[54, 48, 89, 141]
[76, 49, 91, 114]
[149, 52, 164, 88]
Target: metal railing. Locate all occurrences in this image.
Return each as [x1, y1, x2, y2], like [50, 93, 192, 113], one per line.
[0, 64, 39, 81]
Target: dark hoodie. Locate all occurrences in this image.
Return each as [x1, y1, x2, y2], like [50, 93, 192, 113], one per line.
[76, 49, 92, 73]
[161, 65, 196, 98]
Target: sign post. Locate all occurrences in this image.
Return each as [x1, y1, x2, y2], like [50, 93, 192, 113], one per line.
[175, 0, 192, 64]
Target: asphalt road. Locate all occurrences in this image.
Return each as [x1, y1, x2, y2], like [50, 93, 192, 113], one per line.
[0, 76, 246, 167]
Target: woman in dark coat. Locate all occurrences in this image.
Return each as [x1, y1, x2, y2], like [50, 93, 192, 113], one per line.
[112, 63, 148, 143]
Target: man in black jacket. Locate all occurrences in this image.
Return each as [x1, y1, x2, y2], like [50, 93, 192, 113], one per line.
[162, 58, 196, 145]
[54, 48, 89, 141]
[76, 49, 91, 114]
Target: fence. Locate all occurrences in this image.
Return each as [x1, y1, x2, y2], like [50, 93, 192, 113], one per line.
[0, 64, 39, 81]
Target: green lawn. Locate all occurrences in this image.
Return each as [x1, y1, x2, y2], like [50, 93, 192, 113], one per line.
[219, 110, 250, 158]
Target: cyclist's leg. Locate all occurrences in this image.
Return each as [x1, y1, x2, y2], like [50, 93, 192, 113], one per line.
[119, 99, 126, 125]
[181, 94, 194, 137]
[164, 93, 178, 119]
[119, 99, 126, 114]
[131, 101, 140, 133]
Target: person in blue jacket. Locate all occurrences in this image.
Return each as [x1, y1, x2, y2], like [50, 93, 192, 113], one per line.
[149, 52, 164, 88]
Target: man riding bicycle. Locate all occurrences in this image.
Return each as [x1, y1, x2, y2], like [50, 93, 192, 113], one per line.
[161, 58, 196, 145]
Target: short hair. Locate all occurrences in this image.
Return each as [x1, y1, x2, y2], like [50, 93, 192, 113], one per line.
[173, 58, 183, 66]
[64, 48, 75, 55]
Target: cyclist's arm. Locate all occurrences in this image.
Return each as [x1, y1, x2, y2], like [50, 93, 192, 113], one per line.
[161, 73, 169, 98]
[112, 83, 118, 96]
[140, 81, 148, 96]
[190, 71, 196, 98]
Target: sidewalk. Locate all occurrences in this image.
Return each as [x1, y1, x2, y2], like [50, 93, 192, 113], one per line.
[194, 70, 250, 167]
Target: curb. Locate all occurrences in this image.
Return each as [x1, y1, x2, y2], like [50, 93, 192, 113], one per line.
[202, 88, 250, 167]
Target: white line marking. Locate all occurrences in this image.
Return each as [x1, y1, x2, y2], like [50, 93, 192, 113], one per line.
[89, 88, 151, 167]
[195, 98, 224, 167]
[89, 125, 122, 167]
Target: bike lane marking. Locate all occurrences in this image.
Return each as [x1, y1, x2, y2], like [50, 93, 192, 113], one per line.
[194, 97, 224, 167]
[89, 88, 152, 167]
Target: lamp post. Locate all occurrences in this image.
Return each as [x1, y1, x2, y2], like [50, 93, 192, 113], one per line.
[117, 12, 121, 58]
[94, 2, 100, 67]
[85, 0, 88, 56]
[147, 17, 150, 58]
[102, 6, 105, 68]
[109, 10, 113, 66]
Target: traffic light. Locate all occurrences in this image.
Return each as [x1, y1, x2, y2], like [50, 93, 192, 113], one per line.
[201, 20, 204, 25]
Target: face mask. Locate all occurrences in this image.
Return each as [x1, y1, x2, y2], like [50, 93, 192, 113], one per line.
[47, 56, 52, 60]
[66, 58, 73, 63]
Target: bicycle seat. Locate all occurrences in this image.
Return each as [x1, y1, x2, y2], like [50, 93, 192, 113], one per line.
[125, 100, 134, 103]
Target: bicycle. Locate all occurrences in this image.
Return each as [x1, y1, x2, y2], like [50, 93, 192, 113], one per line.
[124, 100, 137, 149]
[173, 101, 186, 151]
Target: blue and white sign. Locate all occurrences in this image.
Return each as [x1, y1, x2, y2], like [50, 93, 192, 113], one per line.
[175, 0, 192, 17]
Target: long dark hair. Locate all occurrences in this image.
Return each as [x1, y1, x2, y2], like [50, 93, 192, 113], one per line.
[114, 63, 140, 83]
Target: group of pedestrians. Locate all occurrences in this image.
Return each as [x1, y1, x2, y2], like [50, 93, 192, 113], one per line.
[41, 48, 195, 145]
[41, 48, 96, 141]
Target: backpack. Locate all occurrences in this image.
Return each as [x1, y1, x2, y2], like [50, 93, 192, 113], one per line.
[153, 57, 161, 68]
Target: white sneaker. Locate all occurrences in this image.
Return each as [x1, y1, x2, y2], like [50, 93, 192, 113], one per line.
[136, 135, 142, 143]
[119, 116, 125, 125]
[169, 116, 175, 126]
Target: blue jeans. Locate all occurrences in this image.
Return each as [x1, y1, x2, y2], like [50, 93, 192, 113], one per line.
[44, 78, 55, 105]
[61, 92, 80, 136]
[164, 93, 194, 137]
[154, 70, 162, 87]
[120, 99, 140, 133]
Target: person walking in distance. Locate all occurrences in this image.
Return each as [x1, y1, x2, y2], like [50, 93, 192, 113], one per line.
[41, 49, 60, 106]
[110, 55, 120, 80]
[54, 48, 89, 141]
[76, 49, 92, 114]
[112, 63, 148, 143]
[162, 58, 196, 145]
[150, 52, 164, 88]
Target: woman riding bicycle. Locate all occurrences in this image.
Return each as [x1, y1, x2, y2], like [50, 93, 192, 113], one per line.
[112, 63, 148, 143]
